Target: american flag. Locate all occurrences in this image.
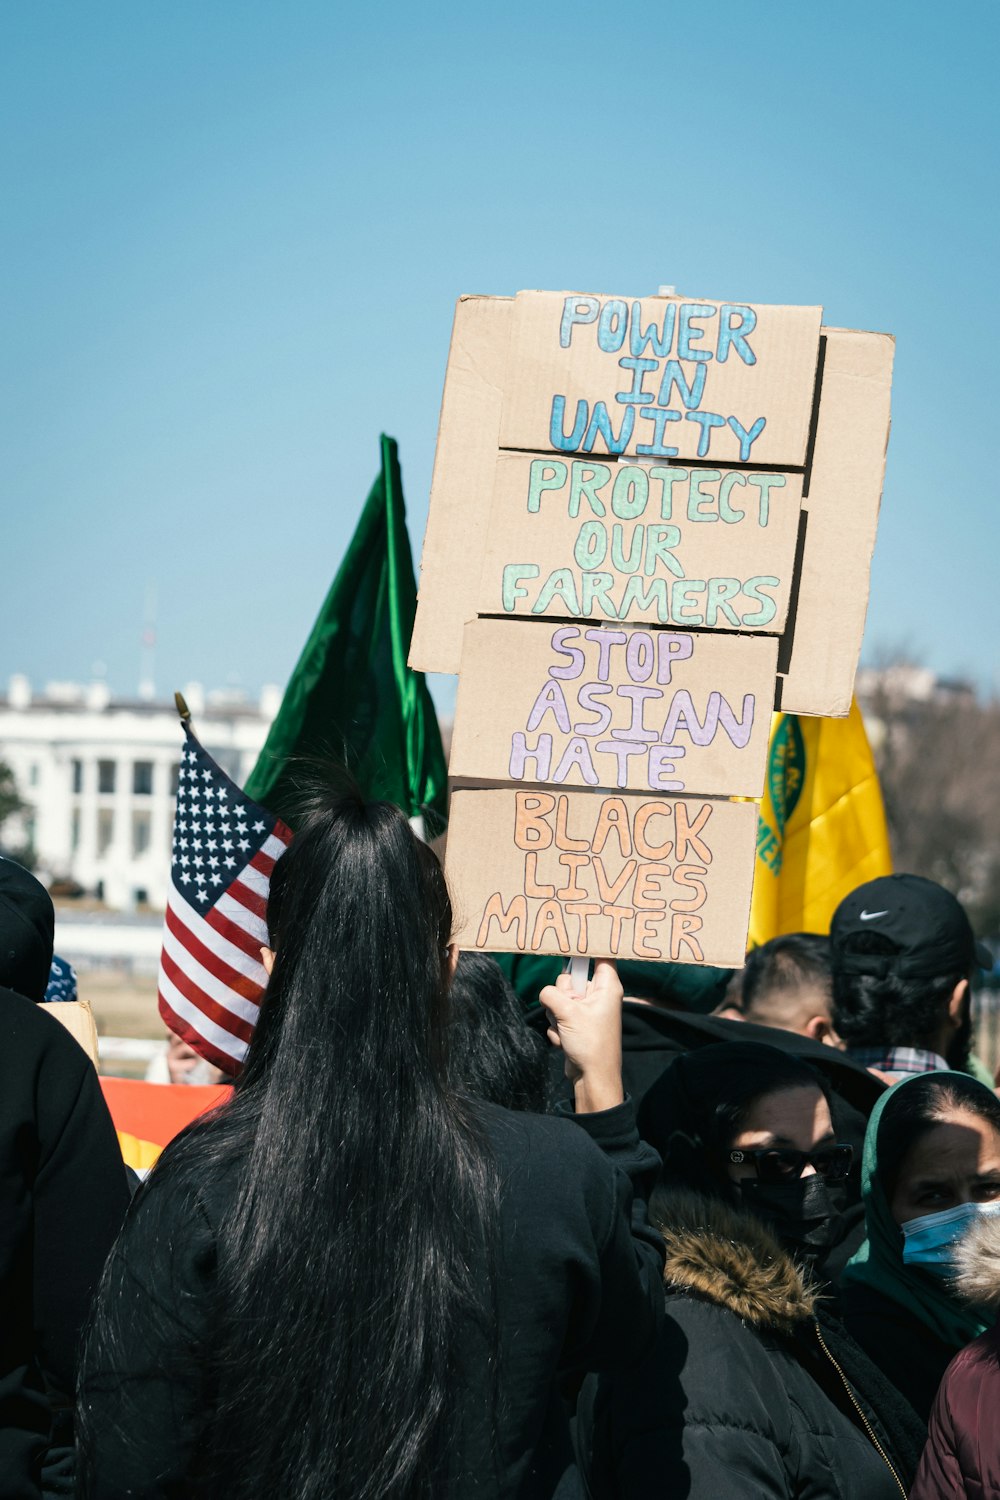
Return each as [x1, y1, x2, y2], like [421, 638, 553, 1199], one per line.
[158, 725, 292, 1076]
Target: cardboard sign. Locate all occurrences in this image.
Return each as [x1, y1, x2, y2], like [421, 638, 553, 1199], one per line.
[499, 292, 823, 467]
[409, 295, 513, 676]
[447, 786, 757, 967]
[451, 620, 778, 799]
[409, 288, 892, 973]
[478, 450, 802, 632]
[779, 328, 895, 715]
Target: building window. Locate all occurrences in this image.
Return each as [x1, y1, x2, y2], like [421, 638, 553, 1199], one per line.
[133, 760, 154, 796]
[71, 759, 83, 795]
[97, 808, 114, 856]
[169, 761, 180, 795]
[28, 763, 39, 788]
[131, 809, 151, 857]
[70, 808, 81, 852]
[98, 760, 116, 795]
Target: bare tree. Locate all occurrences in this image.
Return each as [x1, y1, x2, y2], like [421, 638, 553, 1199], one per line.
[865, 674, 1000, 936]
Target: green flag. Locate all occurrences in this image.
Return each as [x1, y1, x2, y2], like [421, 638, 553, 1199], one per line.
[244, 435, 448, 832]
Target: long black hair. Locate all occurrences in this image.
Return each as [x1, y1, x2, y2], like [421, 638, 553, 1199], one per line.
[82, 792, 500, 1500]
[447, 952, 549, 1112]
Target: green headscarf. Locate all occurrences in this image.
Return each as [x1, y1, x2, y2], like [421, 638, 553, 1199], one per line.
[842, 1070, 993, 1348]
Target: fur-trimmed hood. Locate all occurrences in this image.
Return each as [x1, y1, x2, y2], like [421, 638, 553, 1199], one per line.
[650, 1186, 818, 1334]
[952, 1212, 1000, 1312]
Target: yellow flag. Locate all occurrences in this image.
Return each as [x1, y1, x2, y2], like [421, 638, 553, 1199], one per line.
[749, 699, 892, 945]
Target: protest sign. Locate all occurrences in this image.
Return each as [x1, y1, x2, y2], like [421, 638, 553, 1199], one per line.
[778, 327, 895, 715]
[408, 284, 892, 969]
[408, 295, 513, 674]
[499, 292, 823, 466]
[479, 450, 802, 631]
[450, 620, 777, 799]
[447, 786, 758, 967]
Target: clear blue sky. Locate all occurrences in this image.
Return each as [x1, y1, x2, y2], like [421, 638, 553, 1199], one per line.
[2, 1, 997, 718]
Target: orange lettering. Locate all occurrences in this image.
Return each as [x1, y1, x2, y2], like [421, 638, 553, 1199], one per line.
[554, 795, 590, 852]
[593, 797, 632, 858]
[514, 792, 555, 850]
[602, 903, 634, 955]
[530, 899, 571, 954]
[634, 862, 671, 909]
[524, 851, 555, 898]
[565, 901, 602, 949]
[634, 803, 673, 861]
[556, 852, 591, 902]
[670, 864, 708, 912]
[669, 912, 704, 961]
[477, 893, 528, 949]
[675, 802, 713, 864]
[634, 912, 664, 960]
[593, 856, 637, 904]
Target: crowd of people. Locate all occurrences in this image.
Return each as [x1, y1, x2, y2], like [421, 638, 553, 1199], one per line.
[0, 798, 998, 1498]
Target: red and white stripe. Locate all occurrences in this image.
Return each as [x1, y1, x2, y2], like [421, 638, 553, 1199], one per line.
[158, 826, 292, 1075]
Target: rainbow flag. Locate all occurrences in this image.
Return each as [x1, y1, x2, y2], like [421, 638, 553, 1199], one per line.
[100, 1077, 231, 1174]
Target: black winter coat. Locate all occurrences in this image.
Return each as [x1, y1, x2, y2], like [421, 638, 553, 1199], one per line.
[79, 1098, 664, 1500]
[577, 1189, 926, 1500]
[0, 986, 131, 1499]
[839, 1279, 960, 1424]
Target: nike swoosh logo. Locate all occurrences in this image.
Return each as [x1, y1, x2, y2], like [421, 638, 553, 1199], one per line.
[859, 909, 889, 921]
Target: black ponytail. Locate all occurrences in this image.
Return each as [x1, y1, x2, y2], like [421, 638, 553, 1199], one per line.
[83, 792, 500, 1500]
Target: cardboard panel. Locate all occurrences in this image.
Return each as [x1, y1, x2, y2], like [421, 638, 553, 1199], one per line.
[447, 786, 757, 968]
[478, 450, 802, 632]
[450, 619, 778, 798]
[409, 295, 513, 675]
[779, 328, 894, 716]
[499, 291, 823, 467]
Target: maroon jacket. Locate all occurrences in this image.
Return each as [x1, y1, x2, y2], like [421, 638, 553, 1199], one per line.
[911, 1320, 1000, 1500]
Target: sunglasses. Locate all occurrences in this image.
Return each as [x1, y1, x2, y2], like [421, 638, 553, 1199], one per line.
[727, 1143, 854, 1184]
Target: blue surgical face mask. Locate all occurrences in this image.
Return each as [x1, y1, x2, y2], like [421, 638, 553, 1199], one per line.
[901, 1200, 1000, 1277]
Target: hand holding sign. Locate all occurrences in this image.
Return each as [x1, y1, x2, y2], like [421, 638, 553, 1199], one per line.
[541, 957, 624, 1114]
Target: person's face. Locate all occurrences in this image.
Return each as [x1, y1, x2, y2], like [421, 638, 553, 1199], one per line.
[727, 1086, 835, 1183]
[889, 1108, 1000, 1225]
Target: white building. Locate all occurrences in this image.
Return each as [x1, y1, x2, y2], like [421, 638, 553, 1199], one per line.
[0, 675, 280, 911]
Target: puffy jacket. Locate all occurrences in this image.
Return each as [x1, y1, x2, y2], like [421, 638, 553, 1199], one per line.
[577, 1189, 925, 1500]
[912, 1215, 1000, 1499]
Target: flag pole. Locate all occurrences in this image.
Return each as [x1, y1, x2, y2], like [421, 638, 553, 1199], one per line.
[174, 690, 193, 735]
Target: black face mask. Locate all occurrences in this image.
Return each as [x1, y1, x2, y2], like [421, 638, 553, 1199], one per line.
[735, 1175, 845, 1260]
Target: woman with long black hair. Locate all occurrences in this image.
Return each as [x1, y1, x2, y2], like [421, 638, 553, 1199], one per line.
[77, 793, 664, 1500]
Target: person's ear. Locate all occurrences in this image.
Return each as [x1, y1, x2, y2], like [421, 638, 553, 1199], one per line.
[802, 1015, 845, 1049]
[445, 943, 460, 984]
[260, 945, 276, 977]
[947, 977, 970, 1029]
[713, 1004, 745, 1022]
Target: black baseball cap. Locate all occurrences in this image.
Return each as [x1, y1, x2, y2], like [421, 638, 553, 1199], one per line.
[830, 873, 990, 981]
[0, 856, 55, 1001]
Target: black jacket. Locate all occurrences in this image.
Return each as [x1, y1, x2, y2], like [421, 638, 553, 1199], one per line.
[577, 1189, 925, 1500]
[79, 1098, 664, 1499]
[839, 1279, 961, 1425]
[0, 986, 130, 1499]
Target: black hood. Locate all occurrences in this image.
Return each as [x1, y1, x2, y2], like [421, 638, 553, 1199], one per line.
[0, 857, 54, 1001]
